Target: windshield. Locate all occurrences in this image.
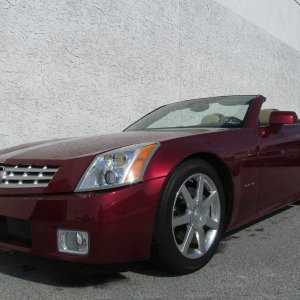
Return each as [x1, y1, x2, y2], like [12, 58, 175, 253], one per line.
[125, 95, 256, 131]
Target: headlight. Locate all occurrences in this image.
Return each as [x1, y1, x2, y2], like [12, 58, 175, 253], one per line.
[75, 143, 159, 192]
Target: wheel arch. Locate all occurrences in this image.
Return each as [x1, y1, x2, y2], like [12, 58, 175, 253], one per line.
[150, 152, 234, 273]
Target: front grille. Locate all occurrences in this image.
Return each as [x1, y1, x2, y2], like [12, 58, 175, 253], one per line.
[0, 164, 59, 188]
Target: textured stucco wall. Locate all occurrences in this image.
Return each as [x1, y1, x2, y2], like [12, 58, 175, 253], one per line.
[214, 0, 300, 52]
[180, 1, 300, 108]
[0, 0, 300, 149]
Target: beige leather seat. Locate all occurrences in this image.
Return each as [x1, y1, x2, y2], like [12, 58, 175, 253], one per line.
[258, 109, 277, 125]
[201, 114, 221, 125]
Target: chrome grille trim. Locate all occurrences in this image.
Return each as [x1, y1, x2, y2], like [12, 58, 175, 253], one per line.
[0, 164, 59, 188]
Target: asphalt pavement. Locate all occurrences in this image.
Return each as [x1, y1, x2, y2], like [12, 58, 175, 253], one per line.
[0, 201, 299, 299]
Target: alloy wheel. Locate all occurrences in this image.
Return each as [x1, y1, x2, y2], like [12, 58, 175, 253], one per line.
[172, 173, 221, 259]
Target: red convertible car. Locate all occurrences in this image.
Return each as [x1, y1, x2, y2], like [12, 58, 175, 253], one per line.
[0, 95, 299, 274]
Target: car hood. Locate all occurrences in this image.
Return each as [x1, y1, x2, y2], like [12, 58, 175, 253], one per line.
[0, 128, 228, 195]
[0, 129, 226, 162]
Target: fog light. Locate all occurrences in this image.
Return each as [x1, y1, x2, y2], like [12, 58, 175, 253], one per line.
[57, 229, 89, 255]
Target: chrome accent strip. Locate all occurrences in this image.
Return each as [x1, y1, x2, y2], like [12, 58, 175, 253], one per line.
[1, 183, 49, 188]
[2, 175, 54, 181]
[4, 166, 59, 173]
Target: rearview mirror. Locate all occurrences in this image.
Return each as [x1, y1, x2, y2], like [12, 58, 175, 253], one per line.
[269, 111, 298, 126]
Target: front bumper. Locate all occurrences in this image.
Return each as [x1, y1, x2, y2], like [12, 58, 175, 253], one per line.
[0, 177, 165, 264]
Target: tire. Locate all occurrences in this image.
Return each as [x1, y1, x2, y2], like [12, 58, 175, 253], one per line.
[152, 158, 226, 275]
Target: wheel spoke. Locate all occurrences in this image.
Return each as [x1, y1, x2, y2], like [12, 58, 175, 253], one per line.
[196, 175, 205, 203]
[203, 190, 218, 208]
[172, 213, 191, 228]
[180, 185, 196, 209]
[205, 217, 219, 229]
[172, 172, 221, 260]
[179, 226, 195, 255]
[196, 228, 206, 254]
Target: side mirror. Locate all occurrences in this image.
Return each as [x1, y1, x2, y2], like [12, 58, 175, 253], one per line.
[269, 111, 298, 126]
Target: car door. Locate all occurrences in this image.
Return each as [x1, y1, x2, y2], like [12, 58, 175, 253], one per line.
[258, 123, 300, 212]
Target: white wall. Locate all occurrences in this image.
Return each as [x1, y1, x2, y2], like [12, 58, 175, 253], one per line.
[215, 0, 300, 52]
[0, 0, 299, 149]
[180, 0, 300, 110]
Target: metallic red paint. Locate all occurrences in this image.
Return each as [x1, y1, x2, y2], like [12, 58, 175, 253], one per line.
[269, 111, 299, 125]
[0, 94, 300, 264]
[0, 178, 165, 263]
[0, 131, 202, 195]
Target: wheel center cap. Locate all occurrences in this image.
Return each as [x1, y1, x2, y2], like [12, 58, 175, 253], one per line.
[191, 205, 207, 229]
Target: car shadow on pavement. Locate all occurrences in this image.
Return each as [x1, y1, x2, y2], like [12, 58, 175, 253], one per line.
[0, 201, 298, 286]
[0, 249, 130, 287]
[0, 247, 173, 287]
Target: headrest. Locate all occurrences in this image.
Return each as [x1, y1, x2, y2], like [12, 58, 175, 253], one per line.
[259, 109, 277, 125]
[201, 114, 221, 124]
